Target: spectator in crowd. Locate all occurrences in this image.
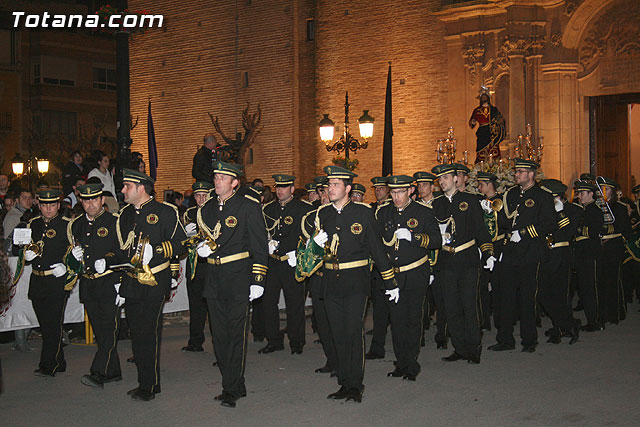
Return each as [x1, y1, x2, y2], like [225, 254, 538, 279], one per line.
[0, 174, 8, 210]
[192, 134, 218, 183]
[262, 185, 274, 205]
[3, 188, 33, 239]
[137, 159, 146, 173]
[62, 177, 86, 209]
[251, 178, 264, 191]
[62, 150, 84, 196]
[87, 151, 116, 197]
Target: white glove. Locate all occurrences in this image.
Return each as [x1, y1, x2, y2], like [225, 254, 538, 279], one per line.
[196, 241, 213, 258]
[554, 199, 564, 212]
[484, 255, 497, 271]
[51, 263, 67, 278]
[249, 285, 264, 302]
[171, 278, 178, 289]
[429, 275, 435, 285]
[95, 258, 106, 274]
[394, 228, 412, 242]
[114, 283, 125, 306]
[314, 230, 329, 247]
[286, 250, 297, 267]
[385, 288, 400, 304]
[24, 250, 37, 261]
[185, 222, 197, 237]
[142, 243, 153, 265]
[438, 224, 448, 234]
[480, 199, 492, 214]
[71, 245, 84, 261]
[510, 230, 521, 243]
[268, 240, 279, 255]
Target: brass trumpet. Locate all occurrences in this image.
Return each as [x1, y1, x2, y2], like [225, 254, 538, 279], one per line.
[130, 233, 157, 286]
[182, 229, 219, 253]
[26, 240, 44, 256]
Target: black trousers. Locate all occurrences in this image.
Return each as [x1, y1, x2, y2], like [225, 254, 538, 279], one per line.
[263, 259, 306, 348]
[388, 286, 426, 376]
[251, 299, 265, 339]
[207, 297, 250, 398]
[126, 295, 165, 393]
[311, 275, 337, 370]
[440, 266, 481, 358]
[186, 260, 212, 348]
[325, 294, 368, 392]
[83, 279, 121, 378]
[497, 263, 539, 348]
[622, 260, 640, 302]
[538, 251, 575, 334]
[478, 268, 491, 329]
[368, 272, 389, 356]
[597, 252, 626, 323]
[31, 293, 68, 373]
[575, 256, 599, 325]
[431, 271, 448, 345]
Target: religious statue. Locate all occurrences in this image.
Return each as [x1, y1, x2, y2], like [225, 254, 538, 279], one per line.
[468, 89, 506, 163]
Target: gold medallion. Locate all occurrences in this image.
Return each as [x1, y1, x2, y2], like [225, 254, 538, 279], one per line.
[459, 201, 469, 212]
[407, 218, 419, 228]
[225, 215, 238, 227]
[525, 199, 535, 208]
[351, 223, 363, 235]
[45, 229, 56, 239]
[97, 227, 108, 237]
[147, 213, 159, 224]
[284, 215, 294, 225]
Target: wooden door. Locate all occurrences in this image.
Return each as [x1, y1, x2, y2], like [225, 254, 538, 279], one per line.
[593, 98, 630, 195]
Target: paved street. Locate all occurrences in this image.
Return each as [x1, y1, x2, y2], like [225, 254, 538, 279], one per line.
[1, 304, 639, 426]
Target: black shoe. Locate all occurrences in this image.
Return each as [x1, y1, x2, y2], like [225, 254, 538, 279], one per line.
[33, 368, 55, 377]
[313, 338, 321, 344]
[181, 345, 204, 352]
[131, 389, 156, 401]
[101, 374, 123, 384]
[481, 324, 492, 332]
[365, 329, 373, 336]
[127, 356, 135, 363]
[215, 391, 246, 400]
[569, 321, 580, 345]
[345, 388, 363, 403]
[291, 347, 303, 355]
[442, 352, 466, 362]
[572, 304, 583, 312]
[127, 387, 140, 396]
[436, 342, 448, 350]
[387, 369, 405, 378]
[521, 345, 536, 353]
[403, 373, 417, 381]
[467, 355, 481, 364]
[258, 343, 284, 354]
[327, 386, 349, 400]
[253, 335, 265, 343]
[420, 332, 426, 347]
[544, 328, 553, 337]
[315, 365, 333, 374]
[220, 393, 237, 408]
[488, 343, 515, 351]
[81, 374, 104, 389]
[581, 323, 604, 332]
[365, 351, 384, 360]
[547, 335, 561, 344]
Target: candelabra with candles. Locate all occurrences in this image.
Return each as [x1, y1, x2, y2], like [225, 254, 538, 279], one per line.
[513, 123, 544, 163]
[435, 127, 469, 165]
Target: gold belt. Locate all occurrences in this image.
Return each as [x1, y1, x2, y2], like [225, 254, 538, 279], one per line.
[393, 254, 430, 274]
[270, 253, 290, 262]
[551, 241, 570, 249]
[32, 269, 54, 277]
[601, 233, 622, 241]
[323, 259, 369, 271]
[575, 236, 589, 242]
[125, 261, 170, 280]
[441, 239, 476, 254]
[207, 251, 250, 265]
[82, 269, 114, 279]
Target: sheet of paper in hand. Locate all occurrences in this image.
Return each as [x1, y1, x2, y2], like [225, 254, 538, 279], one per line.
[13, 228, 32, 246]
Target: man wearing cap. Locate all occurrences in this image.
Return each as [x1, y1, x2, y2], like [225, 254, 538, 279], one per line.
[366, 176, 393, 359]
[537, 179, 580, 344]
[312, 166, 398, 402]
[376, 175, 441, 379]
[94, 169, 187, 401]
[414, 171, 445, 347]
[306, 183, 320, 204]
[260, 174, 313, 355]
[452, 163, 471, 192]
[430, 164, 494, 364]
[573, 180, 605, 331]
[181, 181, 214, 353]
[195, 161, 268, 408]
[476, 171, 506, 331]
[488, 159, 555, 353]
[597, 178, 632, 325]
[350, 183, 366, 203]
[23, 189, 72, 376]
[68, 183, 124, 387]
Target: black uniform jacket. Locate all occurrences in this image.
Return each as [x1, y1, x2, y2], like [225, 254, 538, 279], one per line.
[263, 197, 314, 257]
[375, 199, 441, 290]
[197, 190, 269, 299]
[574, 201, 604, 259]
[499, 184, 555, 266]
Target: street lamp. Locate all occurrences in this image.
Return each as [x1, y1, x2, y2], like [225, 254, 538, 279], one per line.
[319, 91, 374, 159]
[11, 152, 49, 189]
[12, 153, 25, 176]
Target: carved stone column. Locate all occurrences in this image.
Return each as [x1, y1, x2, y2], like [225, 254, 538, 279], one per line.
[501, 37, 529, 139]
